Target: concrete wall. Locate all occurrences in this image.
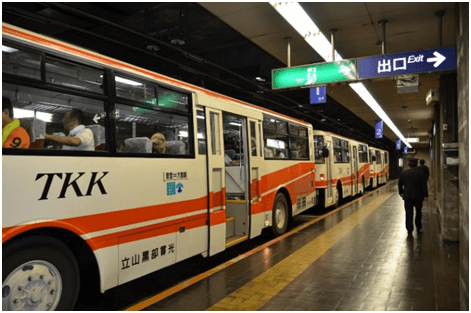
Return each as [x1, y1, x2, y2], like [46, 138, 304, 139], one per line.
[457, 3, 469, 311]
[436, 73, 459, 242]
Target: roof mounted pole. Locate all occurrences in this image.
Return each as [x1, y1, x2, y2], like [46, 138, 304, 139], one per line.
[379, 20, 388, 55]
[285, 37, 292, 67]
[330, 29, 337, 61]
[435, 10, 446, 47]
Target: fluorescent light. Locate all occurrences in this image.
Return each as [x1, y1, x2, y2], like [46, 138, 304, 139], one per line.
[267, 138, 285, 149]
[116, 76, 143, 86]
[255, 77, 266, 81]
[229, 122, 242, 127]
[406, 137, 420, 143]
[270, 2, 340, 62]
[14, 108, 53, 123]
[178, 131, 188, 137]
[2, 45, 18, 53]
[100, 75, 143, 86]
[350, 82, 412, 148]
[269, 2, 412, 149]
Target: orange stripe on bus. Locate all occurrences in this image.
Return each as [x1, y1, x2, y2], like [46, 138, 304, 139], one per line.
[209, 210, 226, 226]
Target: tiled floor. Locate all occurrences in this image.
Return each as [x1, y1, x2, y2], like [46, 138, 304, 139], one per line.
[141, 182, 460, 311]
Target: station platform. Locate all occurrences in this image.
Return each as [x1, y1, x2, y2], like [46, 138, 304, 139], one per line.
[125, 181, 460, 311]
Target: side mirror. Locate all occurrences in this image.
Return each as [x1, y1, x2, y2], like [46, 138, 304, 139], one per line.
[322, 147, 330, 158]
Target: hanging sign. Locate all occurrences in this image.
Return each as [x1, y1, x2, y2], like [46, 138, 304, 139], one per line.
[396, 139, 402, 150]
[309, 86, 326, 104]
[272, 59, 356, 90]
[375, 120, 383, 139]
[404, 146, 408, 154]
[358, 46, 456, 80]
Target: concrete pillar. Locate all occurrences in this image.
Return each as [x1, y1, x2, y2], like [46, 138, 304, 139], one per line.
[457, 3, 469, 310]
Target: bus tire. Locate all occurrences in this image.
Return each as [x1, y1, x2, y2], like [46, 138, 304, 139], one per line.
[271, 193, 289, 237]
[2, 236, 80, 311]
[361, 177, 365, 195]
[333, 184, 342, 209]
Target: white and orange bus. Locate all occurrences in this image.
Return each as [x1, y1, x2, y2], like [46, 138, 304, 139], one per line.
[368, 146, 390, 188]
[313, 130, 372, 208]
[2, 24, 317, 310]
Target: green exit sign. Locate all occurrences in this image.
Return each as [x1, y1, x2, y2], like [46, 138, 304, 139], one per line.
[272, 59, 357, 90]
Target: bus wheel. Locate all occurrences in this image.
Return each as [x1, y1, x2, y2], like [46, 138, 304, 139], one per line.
[2, 236, 80, 311]
[333, 184, 342, 209]
[272, 193, 289, 236]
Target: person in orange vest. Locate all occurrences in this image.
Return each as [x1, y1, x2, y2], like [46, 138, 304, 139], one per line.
[2, 97, 30, 149]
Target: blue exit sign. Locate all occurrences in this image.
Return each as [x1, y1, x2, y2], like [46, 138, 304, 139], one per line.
[358, 46, 456, 79]
[310, 86, 326, 104]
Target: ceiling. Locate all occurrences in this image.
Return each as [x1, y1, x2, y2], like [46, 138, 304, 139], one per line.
[2, 2, 457, 151]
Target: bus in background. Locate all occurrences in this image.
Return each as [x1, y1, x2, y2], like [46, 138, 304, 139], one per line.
[313, 130, 371, 208]
[369, 147, 389, 188]
[2, 23, 316, 311]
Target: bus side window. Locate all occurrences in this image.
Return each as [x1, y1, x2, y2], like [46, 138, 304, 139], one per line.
[197, 111, 206, 155]
[115, 103, 190, 155]
[4, 83, 106, 151]
[250, 121, 257, 156]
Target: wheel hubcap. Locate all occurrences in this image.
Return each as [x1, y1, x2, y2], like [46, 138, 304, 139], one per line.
[2, 261, 62, 311]
[275, 202, 286, 229]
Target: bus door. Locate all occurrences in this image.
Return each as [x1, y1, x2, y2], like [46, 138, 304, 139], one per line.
[352, 145, 358, 195]
[325, 139, 333, 204]
[248, 118, 264, 238]
[381, 153, 385, 184]
[223, 113, 250, 247]
[206, 108, 226, 256]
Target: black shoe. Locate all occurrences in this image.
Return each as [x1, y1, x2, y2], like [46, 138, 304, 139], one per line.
[418, 228, 423, 233]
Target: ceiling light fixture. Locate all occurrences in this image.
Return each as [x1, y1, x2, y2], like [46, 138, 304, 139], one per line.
[170, 39, 185, 46]
[2, 45, 18, 53]
[115, 76, 143, 86]
[406, 137, 420, 143]
[269, 2, 412, 148]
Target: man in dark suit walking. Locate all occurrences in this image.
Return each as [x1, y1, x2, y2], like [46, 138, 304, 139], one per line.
[418, 159, 430, 181]
[398, 159, 428, 235]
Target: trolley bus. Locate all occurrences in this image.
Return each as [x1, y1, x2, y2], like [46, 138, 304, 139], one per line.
[313, 130, 372, 208]
[2, 23, 316, 310]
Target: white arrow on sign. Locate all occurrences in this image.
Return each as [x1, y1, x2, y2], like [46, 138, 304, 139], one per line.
[427, 51, 446, 68]
[339, 66, 351, 76]
[93, 114, 101, 123]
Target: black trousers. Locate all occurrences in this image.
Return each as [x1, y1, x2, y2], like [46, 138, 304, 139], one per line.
[404, 199, 423, 232]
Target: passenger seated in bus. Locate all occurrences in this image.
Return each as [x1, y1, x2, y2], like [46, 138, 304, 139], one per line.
[45, 109, 94, 151]
[2, 97, 30, 149]
[264, 147, 273, 158]
[151, 133, 166, 154]
[225, 153, 232, 165]
[275, 149, 285, 158]
[225, 149, 239, 165]
[295, 143, 307, 158]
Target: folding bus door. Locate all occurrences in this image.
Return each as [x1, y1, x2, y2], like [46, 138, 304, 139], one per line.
[352, 145, 358, 195]
[206, 108, 226, 256]
[325, 140, 333, 205]
[248, 118, 264, 238]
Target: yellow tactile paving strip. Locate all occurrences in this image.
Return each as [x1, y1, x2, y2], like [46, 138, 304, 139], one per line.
[207, 192, 394, 311]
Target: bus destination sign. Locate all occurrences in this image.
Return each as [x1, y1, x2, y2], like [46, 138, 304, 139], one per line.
[272, 59, 356, 90]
